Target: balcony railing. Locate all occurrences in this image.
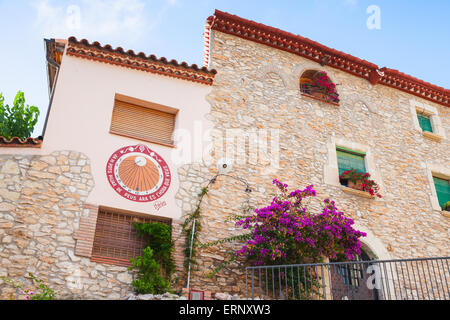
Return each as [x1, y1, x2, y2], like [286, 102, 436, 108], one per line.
[300, 84, 340, 104]
[246, 257, 449, 300]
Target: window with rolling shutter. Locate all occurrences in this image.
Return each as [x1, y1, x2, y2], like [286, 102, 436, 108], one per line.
[336, 147, 366, 176]
[110, 94, 178, 147]
[91, 207, 171, 267]
[433, 177, 450, 208]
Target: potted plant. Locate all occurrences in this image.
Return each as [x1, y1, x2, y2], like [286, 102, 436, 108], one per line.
[340, 168, 361, 188]
[443, 201, 450, 212]
[303, 71, 339, 103]
[340, 169, 382, 198]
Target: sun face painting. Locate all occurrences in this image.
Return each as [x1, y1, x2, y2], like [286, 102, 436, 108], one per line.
[106, 145, 171, 202]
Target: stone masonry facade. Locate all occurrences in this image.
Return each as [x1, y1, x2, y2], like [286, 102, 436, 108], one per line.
[0, 30, 448, 300]
[0, 152, 134, 299]
[176, 30, 449, 296]
[0, 150, 187, 299]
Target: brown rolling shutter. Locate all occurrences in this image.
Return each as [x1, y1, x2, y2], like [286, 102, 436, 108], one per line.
[110, 98, 176, 146]
[91, 207, 171, 267]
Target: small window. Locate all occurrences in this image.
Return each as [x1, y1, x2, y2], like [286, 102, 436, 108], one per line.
[300, 70, 339, 104]
[91, 207, 171, 267]
[417, 114, 433, 133]
[337, 147, 366, 177]
[433, 177, 450, 209]
[110, 94, 178, 147]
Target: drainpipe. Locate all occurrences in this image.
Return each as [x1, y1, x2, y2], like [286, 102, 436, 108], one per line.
[41, 39, 62, 140]
[186, 218, 196, 291]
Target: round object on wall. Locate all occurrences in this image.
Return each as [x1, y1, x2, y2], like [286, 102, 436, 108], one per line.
[217, 158, 233, 174]
[106, 144, 171, 202]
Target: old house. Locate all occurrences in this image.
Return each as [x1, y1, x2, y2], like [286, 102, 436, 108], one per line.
[0, 10, 449, 300]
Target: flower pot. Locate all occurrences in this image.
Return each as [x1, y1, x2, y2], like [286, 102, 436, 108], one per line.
[339, 178, 349, 187]
[347, 180, 363, 191]
[310, 91, 328, 101]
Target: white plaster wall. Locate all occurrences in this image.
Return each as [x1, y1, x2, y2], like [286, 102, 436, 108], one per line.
[0, 54, 213, 220]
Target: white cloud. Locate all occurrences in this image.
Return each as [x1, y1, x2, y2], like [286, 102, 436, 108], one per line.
[33, 0, 176, 42]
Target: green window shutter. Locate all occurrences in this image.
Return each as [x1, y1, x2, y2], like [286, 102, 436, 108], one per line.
[417, 115, 433, 132]
[433, 177, 450, 208]
[337, 149, 366, 176]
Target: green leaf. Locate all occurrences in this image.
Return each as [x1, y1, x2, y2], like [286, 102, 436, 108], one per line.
[0, 91, 40, 140]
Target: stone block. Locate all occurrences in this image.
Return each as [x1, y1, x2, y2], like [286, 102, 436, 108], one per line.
[1, 160, 20, 175]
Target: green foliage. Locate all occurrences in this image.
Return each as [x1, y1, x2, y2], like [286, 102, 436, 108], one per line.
[198, 234, 251, 249]
[443, 201, 450, 211]
[0, 273, 55, 300]
[129, 222, 175, 294]
[181, 175, 253, 282]
[182, 177, 254, 279]
[129, 247, 171, 294]
[134, 222, 175, 274]
[29, 273, 56, 300]
[0, 91, 40, 140]
[182, 186, 209, 271]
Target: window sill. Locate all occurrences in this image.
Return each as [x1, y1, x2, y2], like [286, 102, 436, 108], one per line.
[301, 93, 340, 106]
[341, 186, 375, 199]
[109, 131, 176, 148]
[441, 211, 450, 218]
[423, 131, 442, 142]
[91, 255, 132, 268]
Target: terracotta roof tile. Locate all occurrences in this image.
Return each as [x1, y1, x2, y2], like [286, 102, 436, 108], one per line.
[66, 37, 217, 85]
[0, 137, 43, 148]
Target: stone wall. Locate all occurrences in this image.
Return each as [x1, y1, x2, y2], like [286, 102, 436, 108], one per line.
[176, 30, 450, 296]
[0, 152, 135, 299]
[0, 30, 448, 300]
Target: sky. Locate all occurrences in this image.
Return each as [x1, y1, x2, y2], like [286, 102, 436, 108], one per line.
[0, 0, 449, 137]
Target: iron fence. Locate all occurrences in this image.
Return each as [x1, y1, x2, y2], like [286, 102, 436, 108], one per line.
[246, 257, 449, 300]
[300, 84, 340, 103]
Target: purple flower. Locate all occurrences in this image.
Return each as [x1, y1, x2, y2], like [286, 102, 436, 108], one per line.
[234, 179, 366, 265]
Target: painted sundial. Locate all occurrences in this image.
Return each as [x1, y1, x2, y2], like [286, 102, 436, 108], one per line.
[106, 144, 171, 202]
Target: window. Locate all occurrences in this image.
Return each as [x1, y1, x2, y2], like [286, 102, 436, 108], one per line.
[336, 147, 366, 178]
[417, 114, 433, 133]
[91, 207, 171, 267]
[433, 177, 450, 209]
[300, 70, 339, 104]
[324, 138, 382, 197]
[410, 101, 445, 142]
[110, 94, 178, 147]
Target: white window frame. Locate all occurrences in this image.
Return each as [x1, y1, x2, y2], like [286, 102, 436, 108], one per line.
[425, 162, 450, 216]
[324, 137, 384, 196]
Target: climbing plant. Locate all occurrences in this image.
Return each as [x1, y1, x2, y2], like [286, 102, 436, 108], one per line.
[181, 174, 252, 274]
[0, 273, 56, 300]
[129, 222, 175, 294]
[182, 186, 209, 271]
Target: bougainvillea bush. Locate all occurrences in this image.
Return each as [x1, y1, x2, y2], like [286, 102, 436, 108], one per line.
[234, 179, 367, 266]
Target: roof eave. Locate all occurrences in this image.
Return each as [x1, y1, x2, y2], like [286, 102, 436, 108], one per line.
[210, 10, 450, 107]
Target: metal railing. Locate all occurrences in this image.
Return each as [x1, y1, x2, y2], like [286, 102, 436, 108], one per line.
[246, 257, 449, 300]
[300, 84, 340, 103]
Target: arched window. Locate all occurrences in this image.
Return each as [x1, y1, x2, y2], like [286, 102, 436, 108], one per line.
[300, 70, 339, 103]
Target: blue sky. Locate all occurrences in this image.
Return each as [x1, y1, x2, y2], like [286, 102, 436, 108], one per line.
[0, 0, 449, 137]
